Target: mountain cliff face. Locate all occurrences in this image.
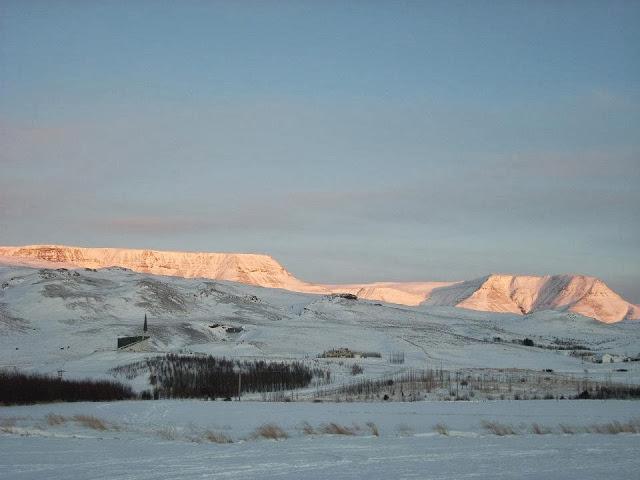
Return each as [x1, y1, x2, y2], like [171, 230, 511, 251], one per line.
[0, 245, 638, 323]
[0, 245, 324, 293]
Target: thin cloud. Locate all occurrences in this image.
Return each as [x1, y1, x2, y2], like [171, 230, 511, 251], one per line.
[103, 217, 216, 235]
[487, 149, 640, 179]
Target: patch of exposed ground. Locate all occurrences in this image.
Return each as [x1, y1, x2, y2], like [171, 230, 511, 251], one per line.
[0, 303, 30, 333]
[135, 279, 188, 314]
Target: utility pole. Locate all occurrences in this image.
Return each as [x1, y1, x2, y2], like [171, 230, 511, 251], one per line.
[237, 371, 242, 401]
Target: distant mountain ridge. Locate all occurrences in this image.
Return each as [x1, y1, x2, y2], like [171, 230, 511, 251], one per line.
[0, 244, 638, 323]
[0, 244, 323, 293]
[424, 274, 640, 324]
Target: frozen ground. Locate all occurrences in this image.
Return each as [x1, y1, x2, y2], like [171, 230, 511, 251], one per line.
[1, 400, 639, 479]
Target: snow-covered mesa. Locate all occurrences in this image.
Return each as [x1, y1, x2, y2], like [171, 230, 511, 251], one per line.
[0, 244, 638, 323]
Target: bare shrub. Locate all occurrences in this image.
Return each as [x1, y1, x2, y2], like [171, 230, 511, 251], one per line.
[574, 385, 640, 400]
[46, 414, 67, 426]
[389, 351, 405, 364]
[253, 423, 288, 440]
[314, 365, 640, 402]
[203, 430, 232, 444]
[366, 421, 379, 436]
[531, 423, 551, 435]
[320, 422, 356, 435]
[144, 354, 320, 399]
[301, 422, 315, 435]
[481, 420, 517, 436]
[351, 364, 364, 375]
[0, 371, 134, 404]
[73, 415, 108, 431]
[434, 423, 449, 435]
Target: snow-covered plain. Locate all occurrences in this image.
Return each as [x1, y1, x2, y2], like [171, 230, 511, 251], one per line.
[1, 400, 639, 479]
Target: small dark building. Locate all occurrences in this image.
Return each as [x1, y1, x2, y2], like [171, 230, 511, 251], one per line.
[117, 314, 150, 350]
[117, 335, 149, 349]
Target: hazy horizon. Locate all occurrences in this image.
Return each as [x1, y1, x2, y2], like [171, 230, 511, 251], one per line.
[1, 1, 639, 302]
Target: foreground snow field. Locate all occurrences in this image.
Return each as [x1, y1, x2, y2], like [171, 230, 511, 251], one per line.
[1, 400, 639, 479]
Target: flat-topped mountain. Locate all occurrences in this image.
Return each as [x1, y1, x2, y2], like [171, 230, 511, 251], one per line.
[0, 244, 324, 293]
[0, 244, 638, 323]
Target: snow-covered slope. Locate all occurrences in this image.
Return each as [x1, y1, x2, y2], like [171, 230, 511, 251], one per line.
[425, 274, 640, 323]
[323, 282, 454, 306]
[0, 245, 637, 323]
[1, 263, 639, 378]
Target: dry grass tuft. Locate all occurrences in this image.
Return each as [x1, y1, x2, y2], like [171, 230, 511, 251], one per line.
[619, 420, 639, 434]
[434, 423, 449, 436]
[73, 415, 108, 431]
[46, 414, 67, 426]
[366, 421, 379, 437]
[531, 423, 552, 435]
[203, 430, 233, 444]
[587, 419, 640, 435]
[481, 420, 517, 436]
[0, 417, 17, 433]
[557, 419, 640, 435]
[320, 422, 356, 435]
[0, 418, 17, 428]
[301, 422, 315, 435]
[253, 423, 288, 440]
[156, 426, 178, 440]
[559, 424, 579, 434]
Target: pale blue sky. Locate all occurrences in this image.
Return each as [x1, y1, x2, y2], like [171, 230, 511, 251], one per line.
[1, 1, 639, 301]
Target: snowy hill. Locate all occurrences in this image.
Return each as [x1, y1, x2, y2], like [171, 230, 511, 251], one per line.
[1, 263, 639, 386]
[425, 274, 640, 323]
[0, 244, 638, 323]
